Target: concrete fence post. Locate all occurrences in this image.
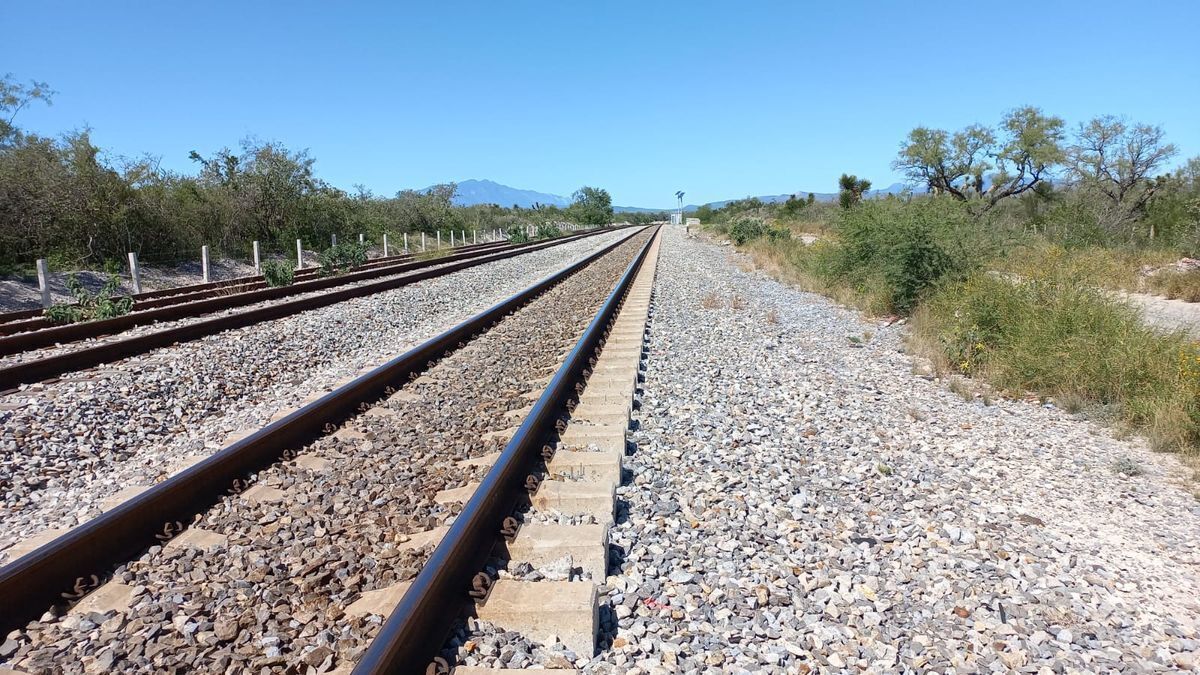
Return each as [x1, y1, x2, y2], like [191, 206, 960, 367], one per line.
[36, 258, 53, 308]
[359, 233, 364, 245]
[437, 231, 441, 250]
[201, 245, 211, 283]
[461, 230, 466, 245]
[421, 233, 426, 252]
[450, 230, 455, 247]
[252, 241, 261, 272]
[331, 233, 337, 247]
[127, 252, 142, 295]
[404, 233, 409, 253]
[296, 239, 303, 269]
[473, 229, 477, 244]
[383, 233, 389, 257]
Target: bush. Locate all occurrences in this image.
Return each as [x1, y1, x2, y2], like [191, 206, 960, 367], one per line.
[261, 259, 295, 287]
[1148, 269, 1200, 302]
[319, 241, 369, 277]
[44, 274, 133, 325]
[536, 223, 563, 239]
[507, 225, 531, 243]
[729, 217, 767, 245]
[913, 264, 1200, 452]
[821, 199, 995, 313]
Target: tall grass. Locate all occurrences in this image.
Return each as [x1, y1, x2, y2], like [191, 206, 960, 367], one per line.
[911, 261, 1200, 452]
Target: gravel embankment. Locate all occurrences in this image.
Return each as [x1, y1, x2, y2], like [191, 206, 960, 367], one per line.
[0, 237, 593, 368]
[590, 226, 1200, 672]
[0, 229, 637, 553]
[0, 231, 650, 674]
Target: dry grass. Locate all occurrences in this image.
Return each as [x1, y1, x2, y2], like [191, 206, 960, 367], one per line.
[700, 292, 722, 309]
[766, 309, 779, 324]
[729, 294, 747, 310]
[1147, 269, 1200, 302]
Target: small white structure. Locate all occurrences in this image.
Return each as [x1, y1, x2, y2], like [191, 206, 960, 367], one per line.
[669, 213, 683, 225]
[685, 217, 700, 228]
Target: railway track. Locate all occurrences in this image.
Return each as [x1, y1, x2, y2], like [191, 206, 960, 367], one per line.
[0, 225, 660, 673]
[0, 239, 506, 331]
[0, 227, 628, 389]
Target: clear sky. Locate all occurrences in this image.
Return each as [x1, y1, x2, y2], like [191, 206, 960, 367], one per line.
[4, 1, 1198, 208]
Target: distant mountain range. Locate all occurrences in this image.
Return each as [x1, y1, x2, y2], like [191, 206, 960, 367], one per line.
[426, 179, 918, 212]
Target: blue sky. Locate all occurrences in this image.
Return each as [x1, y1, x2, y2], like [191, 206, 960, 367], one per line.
[4, 1, 1198, 208]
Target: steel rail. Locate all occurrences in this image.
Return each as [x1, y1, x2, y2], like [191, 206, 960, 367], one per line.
[0, 240, 508, 328]
[352, 225, 660, 675]
[0, 230, 614, 351]
[0, 228, 629, 389]
[0, 226, 648, 638]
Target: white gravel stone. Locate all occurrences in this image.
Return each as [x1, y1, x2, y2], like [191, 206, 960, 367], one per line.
[0, 230, 636, 553]
[586, 225, 1200, 672]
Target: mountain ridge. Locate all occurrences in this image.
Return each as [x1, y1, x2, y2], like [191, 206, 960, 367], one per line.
[426, 179, 917, 212]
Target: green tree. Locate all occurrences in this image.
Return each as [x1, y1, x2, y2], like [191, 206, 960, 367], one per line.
[1, 73, 54, 146]
[893, 106, 1066, 211]
[567, 186, 613, 225]
[838, 174, 871, 209]
[1067, 116, 1178, 234]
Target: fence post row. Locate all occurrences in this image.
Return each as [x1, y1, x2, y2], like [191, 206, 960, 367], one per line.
[36, 258, 52, 308]
[201, 245, 211, 283]
[252, 241, 261, 272]
[127, 252, 142, 295]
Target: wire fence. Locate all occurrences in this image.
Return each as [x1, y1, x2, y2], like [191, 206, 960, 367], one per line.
[5, 223, 594, 309]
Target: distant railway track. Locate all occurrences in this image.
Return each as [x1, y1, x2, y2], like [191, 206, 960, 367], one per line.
[0, 227, 630, 389]
[0, 226, 657, 674]
[0, 239, 505, 330]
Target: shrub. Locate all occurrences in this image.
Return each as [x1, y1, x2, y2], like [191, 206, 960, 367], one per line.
[820, 198, 995, 313]
[44, 274, 133, 324]
[1148, 269, 1200, 302]
[319, 241, 369, 277]
[729, 217, 767, 245]
[506, 225, 531, 243]
[261, 259, 295, 287]
[912, 264, 1200, 452]
[536, 223, 563, 239]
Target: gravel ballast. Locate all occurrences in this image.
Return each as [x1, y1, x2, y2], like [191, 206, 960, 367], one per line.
[0, 230, 652, 674]
[451, 225, 1200, 672]
[0, 229, 637, 552]
[594, 226, 1200, 672]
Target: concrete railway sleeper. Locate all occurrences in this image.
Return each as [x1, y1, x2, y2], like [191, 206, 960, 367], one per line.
[0, 227, 632, 389]
[0, 226, 656, 674]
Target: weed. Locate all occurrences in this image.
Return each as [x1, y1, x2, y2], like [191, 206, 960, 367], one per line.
[261, 259, 295, 287]
[876, 462, 893, 476]
[319, 241, 369, 277]
[44, 274, 133, 325]
[729, 294, 747, 310]
[1148, 269, 1200, 302]
[766, 309, 780, 324]
[1111, 456, 1146, 477]
[911, 265, 1200, 453]
[701, 292, 722, 309]
[948, 377, 974, 401]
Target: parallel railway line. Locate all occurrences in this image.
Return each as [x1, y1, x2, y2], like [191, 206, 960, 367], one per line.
[0, 225, 659, 674]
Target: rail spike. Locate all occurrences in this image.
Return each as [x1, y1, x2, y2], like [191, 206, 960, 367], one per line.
[468, 572, 493, 600]
[426, 657, 450, 675]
